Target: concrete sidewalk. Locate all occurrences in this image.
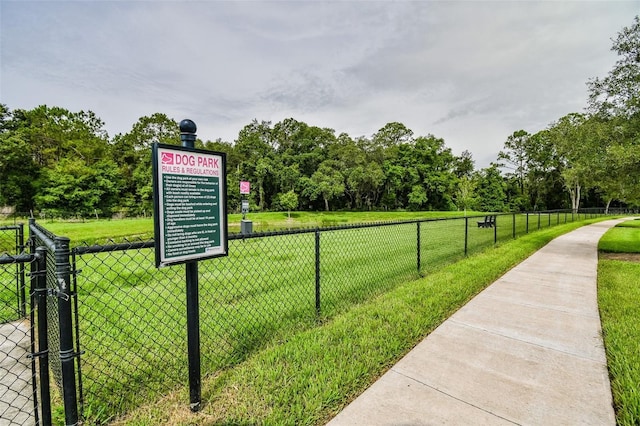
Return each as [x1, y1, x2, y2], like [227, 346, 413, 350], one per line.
[328, 219, 629, 425]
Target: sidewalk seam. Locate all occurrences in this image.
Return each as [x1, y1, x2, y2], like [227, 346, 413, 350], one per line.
[448, 319, 608, 364]
[389, 369, 521, 426]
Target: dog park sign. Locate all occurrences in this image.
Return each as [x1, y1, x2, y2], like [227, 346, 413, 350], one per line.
[152, 142, 228, 268]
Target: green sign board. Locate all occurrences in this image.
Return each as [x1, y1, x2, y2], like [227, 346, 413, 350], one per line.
[152, 143, 228, 267]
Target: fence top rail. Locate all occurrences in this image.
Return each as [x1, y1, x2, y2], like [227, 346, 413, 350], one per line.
[44, 208, 612, 255]
[73, 240, 154, 255]
[0, 224, 22, 231]
[0, 252, 35, 264]
[29, 220, 57, 252]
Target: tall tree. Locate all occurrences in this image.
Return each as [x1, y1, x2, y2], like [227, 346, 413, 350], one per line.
[547, 113, 601, 212]
[110, 113, 179, 214]
[307, 161, 345, 211]
[588, 16, 640, 119]
[498, 130, 530, 201]
[454, 150, 475, 178]
[587, 16, 640, 209]
[474, 164, 507, 212]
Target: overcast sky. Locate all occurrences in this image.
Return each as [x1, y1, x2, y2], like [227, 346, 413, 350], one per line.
[1, 1, 638, 167]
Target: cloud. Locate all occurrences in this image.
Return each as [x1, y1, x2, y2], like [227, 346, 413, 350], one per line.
[1, 0, 638, 166]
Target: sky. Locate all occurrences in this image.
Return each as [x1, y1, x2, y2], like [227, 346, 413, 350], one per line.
[1, 1, 638, 168]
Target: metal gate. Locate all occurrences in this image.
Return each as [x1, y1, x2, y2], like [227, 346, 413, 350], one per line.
[0, 224, 52, 425]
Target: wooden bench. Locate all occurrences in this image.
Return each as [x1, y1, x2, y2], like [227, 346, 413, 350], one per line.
[477, 215, 495, 228]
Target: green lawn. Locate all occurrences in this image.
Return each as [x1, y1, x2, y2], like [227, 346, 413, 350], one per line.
[0, 210, 606, 424]
[63, 213, 594, 424]
[599, 218, 640, 253]
[35, 211, 475, 244]
[113, 218, 607, 425]
[598, 219, 640, 426]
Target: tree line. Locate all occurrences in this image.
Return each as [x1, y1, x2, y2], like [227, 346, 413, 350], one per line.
[0, 17, 637, 217]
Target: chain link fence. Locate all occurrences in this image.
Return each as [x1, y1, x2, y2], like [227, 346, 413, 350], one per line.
[0, 223, 52, 426]
[0, 253, 36, 426]
[6, 208, 623, 424]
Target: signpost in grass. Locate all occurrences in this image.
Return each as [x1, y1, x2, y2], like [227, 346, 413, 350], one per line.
[152, 119, 228, 411]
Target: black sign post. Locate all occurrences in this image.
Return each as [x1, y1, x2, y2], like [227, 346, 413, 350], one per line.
[181, 120, 202, 412]
[152, 119, 228, 412]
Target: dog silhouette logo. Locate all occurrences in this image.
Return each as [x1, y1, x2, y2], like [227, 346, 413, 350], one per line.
[161, 152, 174, 165]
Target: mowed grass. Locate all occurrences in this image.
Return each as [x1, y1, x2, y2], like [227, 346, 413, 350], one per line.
[113, 218, 610, 425]
[39, 211, 478, 245]
[598, 219, 640, 425]
[599, 218, 640, 253]
[0, 227, 27, 322]
[61, 211, 596, 423]
[74, 222, 436, 421]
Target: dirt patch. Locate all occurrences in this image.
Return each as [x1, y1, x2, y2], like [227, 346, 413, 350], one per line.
[599, 252, 640, 262]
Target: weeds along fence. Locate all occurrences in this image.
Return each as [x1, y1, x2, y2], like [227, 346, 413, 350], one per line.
[3, 208, 619, 424]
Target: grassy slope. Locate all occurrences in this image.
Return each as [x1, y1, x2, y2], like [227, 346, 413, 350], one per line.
[598, 219, 640, 425]
[115, 219, 605, 425]
[599, 218, 640, 253]
[599, 260, 640, 426]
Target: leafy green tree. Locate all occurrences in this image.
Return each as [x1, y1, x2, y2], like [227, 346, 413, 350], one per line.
[278, 190, 298, 218]
[498, 130, 530, 202]
[346, 163, 384, 210]
[254, 158, 273, 210]
[308, 161, 345, 211]
[272, 118, 331, 178]
[588, 15, 640, 119]
[587, 16, 640, 210]
[408, 185, 427, 210]
[454, 150, 475, 178]
[455, 176, 476, 214]
[110, 113, 179, 214]
[36, 158, 120, 215]
[547, 113, 600, 212]
[0, 105, 112, 213]
[474, 164, 507, 212]
[277, 164, 301, 193]
[0, 133, 39, 211]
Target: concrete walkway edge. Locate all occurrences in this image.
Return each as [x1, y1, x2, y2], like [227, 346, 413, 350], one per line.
[327, 219, 631, 425]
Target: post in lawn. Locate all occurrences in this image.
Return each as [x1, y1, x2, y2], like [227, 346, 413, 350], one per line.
[180, 119, 202, 412]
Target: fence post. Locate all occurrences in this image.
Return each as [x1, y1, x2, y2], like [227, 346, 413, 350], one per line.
[493, 215, 497, 244]
[315, 229, 321, 316]
[34, 246, 52, 425]
[464, 217, 468, 256]
[17, 223, 26, 318]
[512, 213, 516, 239]
[416, 222, 421, 273]
[537, 212, 541, 230]
[54, 236, 79, 426]
[526, 213, 529, 233]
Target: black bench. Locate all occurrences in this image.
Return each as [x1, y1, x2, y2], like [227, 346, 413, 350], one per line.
[477, 215, 495, 228]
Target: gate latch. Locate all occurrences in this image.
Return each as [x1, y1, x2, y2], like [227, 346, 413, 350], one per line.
[46, 288, 70, 301]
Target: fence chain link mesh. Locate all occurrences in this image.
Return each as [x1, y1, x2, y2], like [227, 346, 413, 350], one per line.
[1, 225, 39, 426]
[12, 208, 619, 423]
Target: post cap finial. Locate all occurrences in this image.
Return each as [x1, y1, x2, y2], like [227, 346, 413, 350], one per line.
[179, 119, 197, 134]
